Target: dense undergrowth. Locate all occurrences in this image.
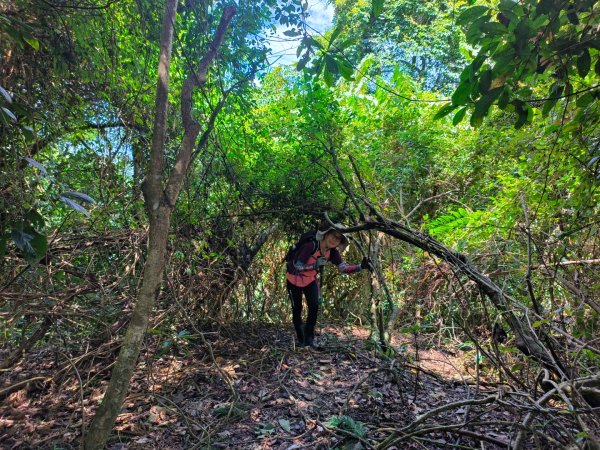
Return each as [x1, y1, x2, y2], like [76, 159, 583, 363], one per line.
[1, 0, 599, 448]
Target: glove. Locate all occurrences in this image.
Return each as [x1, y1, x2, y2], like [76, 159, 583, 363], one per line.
[314, 256, 326, 269]
[361, 257, 374, 272]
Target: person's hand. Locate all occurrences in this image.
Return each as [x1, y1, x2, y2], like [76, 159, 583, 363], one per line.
[315, 257, 326, 269]
[361, 257, 374, 272]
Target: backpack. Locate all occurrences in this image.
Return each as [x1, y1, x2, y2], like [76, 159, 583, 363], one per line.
[285, 229, 319, 273]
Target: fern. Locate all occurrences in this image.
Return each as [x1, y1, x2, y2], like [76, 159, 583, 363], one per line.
[427, 207, 484, 238]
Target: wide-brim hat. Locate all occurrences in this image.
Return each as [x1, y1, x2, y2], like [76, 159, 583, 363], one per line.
[316, 224, 349, 251]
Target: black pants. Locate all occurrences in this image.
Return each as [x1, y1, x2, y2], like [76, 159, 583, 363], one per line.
[287, 280, 319, 345]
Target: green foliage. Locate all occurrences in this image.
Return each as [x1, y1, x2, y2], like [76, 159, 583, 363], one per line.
[1, 0, 598, 424]
[294, 0, 465, 91]
[213, 402, 251, 418]
[254, 422, 277, 438]
[326, 414, 367, 437]
[439, 0, 599, 129]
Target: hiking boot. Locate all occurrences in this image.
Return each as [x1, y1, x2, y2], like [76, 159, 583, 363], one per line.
[304, 336, 323, 351]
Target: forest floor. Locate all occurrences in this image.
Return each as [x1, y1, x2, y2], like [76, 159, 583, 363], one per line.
[1, 323, 524, 449]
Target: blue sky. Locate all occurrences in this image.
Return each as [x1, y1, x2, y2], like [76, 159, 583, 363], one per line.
[267, 0, 334, 66]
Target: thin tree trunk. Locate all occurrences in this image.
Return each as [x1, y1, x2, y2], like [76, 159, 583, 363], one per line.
[84, 3, 236, 447]
[83, 1, 179, 448]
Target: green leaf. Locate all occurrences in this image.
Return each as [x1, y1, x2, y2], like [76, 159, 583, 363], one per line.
[29, 232, 47, 261]
[542, 83, 564, 115]
[328, 24, 343, 47]
[514, 101, 529, 129]
[514, 87, 532, 98]
[323, 69, 334, 87]
[296, 42, 304, 58]
[452, 80, 472, 105]
[372, 0, 384, 18]
[535, 0, 554, 16]
[254, 423, 276, 437]
[460, 65, 473, 82]
[22, 125, 36, 141]
[499, 0, 517, 11]
[283, 29, 300, 37]
[478, 69, 492, 94]
[22, 33, 40, 50]
[325, 54, 339, 74]
[278, 418, 291, 432]
[307, 36, 323, 50]
[481, 22, 508, 36]
[471, 87, 504, 127]
[297, 52, 310, 71]
[497, 89, 510, 109]
[595, 57, 600, 76]
[433, 103, 457, 120]
[337, 59, 354, 81]
[336, 37, 356, 51]
[26, 209, 45, 231]
[576, 92, 594, 108]
[456, 6, 489, 26]
[453, 106, 468, 125]
[326, 415, 367, 437]
[466, 15, 490, 45]
[459, 341, 475, 350]
[577, 48, 591, 78]
[531, 13, 549, 29]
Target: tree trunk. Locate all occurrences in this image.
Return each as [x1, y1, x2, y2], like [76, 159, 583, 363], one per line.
[84, 3, 236, 448]
[83, 214, 171, 449]
[83, 1, 179, 448]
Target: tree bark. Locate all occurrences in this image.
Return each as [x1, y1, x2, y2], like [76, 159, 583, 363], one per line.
[84, 3, 236, 449]
[83, 1, 178, 448]
[328, 147, 568, 379]
[339, 219, 568, 375]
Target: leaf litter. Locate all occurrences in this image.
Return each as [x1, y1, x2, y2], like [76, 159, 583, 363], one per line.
[0, 323, 572, 449]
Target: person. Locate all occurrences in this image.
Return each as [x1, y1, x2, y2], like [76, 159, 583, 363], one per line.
[286, 226, 371, 349]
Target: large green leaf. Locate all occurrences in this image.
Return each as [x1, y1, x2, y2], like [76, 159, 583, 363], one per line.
[372, 0, 384, 18]
[325, 54, 339, 75]
[577, 49, 591, 78]
[433, 103, 457, 120]
[478, 69, 492, 94]
[481, 22, 507, 36]
[457, 6, 489, 26]
[542, 83, 564, 115]
[466, 15, 490, 45]
[453, 106, 468, 125]
[337, 59, 354, 81]
[470, 87, 504, 127]
[452, 80, 473, 105]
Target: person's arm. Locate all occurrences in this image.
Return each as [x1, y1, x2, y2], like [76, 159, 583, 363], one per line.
[293, 242, 321, 271]
[329, 248, 362, 274]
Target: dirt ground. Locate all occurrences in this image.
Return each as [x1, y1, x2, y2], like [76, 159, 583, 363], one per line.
[0, 323, 539, 449]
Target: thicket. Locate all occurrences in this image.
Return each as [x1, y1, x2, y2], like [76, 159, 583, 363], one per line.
[1, 0, 599, 448]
